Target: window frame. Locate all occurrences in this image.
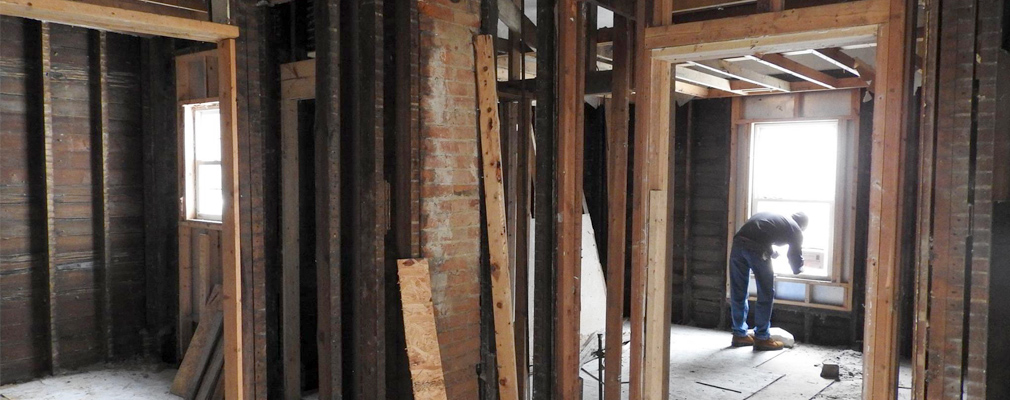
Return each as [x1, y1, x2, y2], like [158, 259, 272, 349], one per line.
[727, 92, 862, 311]
[181, 99, 223, 223]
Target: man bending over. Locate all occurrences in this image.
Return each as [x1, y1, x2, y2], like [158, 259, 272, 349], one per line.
[729, 211, 808, 351]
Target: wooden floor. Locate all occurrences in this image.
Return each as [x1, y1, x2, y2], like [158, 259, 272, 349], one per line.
[579, 324, 912, 400]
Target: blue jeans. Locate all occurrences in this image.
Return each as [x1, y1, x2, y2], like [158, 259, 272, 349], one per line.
[729, 242, 775, 340]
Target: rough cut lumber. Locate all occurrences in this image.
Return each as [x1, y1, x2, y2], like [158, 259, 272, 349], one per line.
[643, 191, 670, 398]
[0, 0, 238, 42]
[555, 1, 585, 398]
[40, 22, 59, 372]
[861, 0, 911, 397]
[473, 34, 521, 400]
[603, 14, 632, 400]
[195, 337, 225, 400]
[172, 287, 224, 399]
[216, 38, 243, 400]
[644, 0, 887, 50]
[396, 259, 449, 400]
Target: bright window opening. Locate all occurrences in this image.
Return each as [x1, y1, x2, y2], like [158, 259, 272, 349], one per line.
[749, 120, 839, 278]
[184, 102, 223, 221]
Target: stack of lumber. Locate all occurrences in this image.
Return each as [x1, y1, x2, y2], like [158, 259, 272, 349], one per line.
[171, 285, 225, 400]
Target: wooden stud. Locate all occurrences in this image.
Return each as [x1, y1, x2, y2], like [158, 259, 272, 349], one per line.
[280, 95, 301, 400]
[179, 228, 194, 357]
[0, 0, 238, 42]
[603, 14, 631, 400]
[555, 0, 585, 397]
[643, 59, 674, 400]
[216, 38, 243, 400]
[397, 259, 449, 400]
[911, 0, 939, 395]
[532, 0, 557, 395]
[40, 21, 59, 373]
[474, 34, 521, 400]
[314, 0, 342, 396]
[90, 29, 114, 360]
[628, 0, 652, 395]
[861, 0, 912, 396]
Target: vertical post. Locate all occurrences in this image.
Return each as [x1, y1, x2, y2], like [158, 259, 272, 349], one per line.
[90, 29, 113, 361]
[281, 97, 301, 400]
[603, 13, 631, 400]
[556, 0, 584, 398]
[217, 38, 243, 400]
[862, 0, 912, 397]
[642, 59, 673, 400]
[628, 1, 652, 396]
[532, 0, 557, 397]
[315, 0, 342, 396]
[40, 21, 59, 374]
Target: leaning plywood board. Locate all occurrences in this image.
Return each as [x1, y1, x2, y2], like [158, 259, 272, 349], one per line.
[397, 259, 448, 400]
[172, 286, 223, 399]
[472, 34, 520, 400]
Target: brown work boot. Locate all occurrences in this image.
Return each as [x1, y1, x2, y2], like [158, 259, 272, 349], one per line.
[754, 337, 784, 351]
[731, 334, 754, 347]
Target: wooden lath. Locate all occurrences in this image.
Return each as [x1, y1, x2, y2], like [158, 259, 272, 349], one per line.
[0, 0, 238, 42]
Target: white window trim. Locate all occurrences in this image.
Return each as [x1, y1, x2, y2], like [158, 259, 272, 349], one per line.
[181, 99, 223, 223]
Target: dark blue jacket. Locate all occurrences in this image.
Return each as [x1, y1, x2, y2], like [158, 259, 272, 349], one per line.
[733, 212, 804, 273]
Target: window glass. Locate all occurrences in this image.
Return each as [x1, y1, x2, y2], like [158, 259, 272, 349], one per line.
[750, 120, 838, 277]
[184, 102, 223, 221]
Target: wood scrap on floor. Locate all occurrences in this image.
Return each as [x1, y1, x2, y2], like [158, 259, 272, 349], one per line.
[171, 285, 224, 400]
[397, 259, 448, 400]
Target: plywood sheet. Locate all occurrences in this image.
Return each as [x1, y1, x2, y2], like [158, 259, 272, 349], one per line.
[397, 259, 448, 400]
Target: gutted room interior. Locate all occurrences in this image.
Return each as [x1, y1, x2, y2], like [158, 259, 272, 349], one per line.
[0, 0, 1008, 399]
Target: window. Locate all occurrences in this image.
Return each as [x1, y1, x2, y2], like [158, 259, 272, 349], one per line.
[184, 102, 223, 221]
[749, 120, 839, 278]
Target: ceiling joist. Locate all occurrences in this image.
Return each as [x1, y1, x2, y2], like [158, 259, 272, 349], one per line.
[674, 65, 748, 95]
[747, 53, 840, 89]
[689, 60, 791, 92]
[811, 47, 876, 86]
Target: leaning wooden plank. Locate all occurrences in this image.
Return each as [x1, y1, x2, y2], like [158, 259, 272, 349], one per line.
[172, 286, 224, 398]
[0, 0, 238, 42]
[195, 334, 225, 400]
[397, 259, 449, 400]
[472, 34, 521, 400]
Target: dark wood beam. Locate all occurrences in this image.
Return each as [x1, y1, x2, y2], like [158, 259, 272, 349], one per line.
[313, 0, 342, 397]
[497, 0, 537, 49]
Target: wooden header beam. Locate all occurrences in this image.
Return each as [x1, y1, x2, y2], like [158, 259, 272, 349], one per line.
[652, 25, 878, 63]
[0, 0, 238, 42]
[645, 0, 886, 51]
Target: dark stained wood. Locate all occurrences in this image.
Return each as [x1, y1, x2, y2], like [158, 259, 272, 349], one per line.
[314, 0, 342, 397]
[532, 0, 557, 397]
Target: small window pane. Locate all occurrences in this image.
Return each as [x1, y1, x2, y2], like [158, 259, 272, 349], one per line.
[751, 121, 837, 202]
[194, 107, 221, 162]
[197, 164, 222, 218]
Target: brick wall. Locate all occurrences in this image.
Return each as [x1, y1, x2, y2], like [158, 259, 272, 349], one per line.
[417, 0, 482, 397]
